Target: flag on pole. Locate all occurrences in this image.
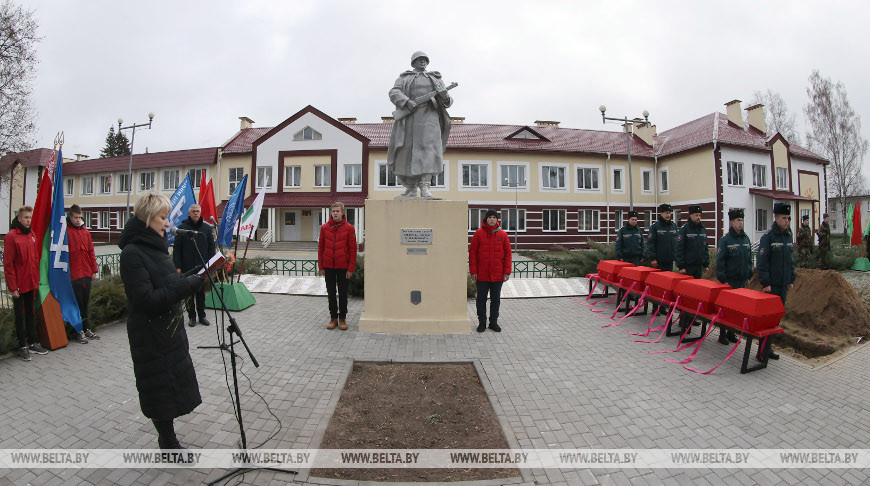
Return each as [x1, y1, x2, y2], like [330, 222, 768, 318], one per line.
[846, 203, 854, 237]
[198, 169, 207, 201]
[32, 168, 54, 307]
[167, 174, 197, 246]
[47, 150, 82, 332]
[852, 203, 863, 247]
[199, 178, 217, 226]
[234, 191, 265, 240]
[217, 174, 247, 247]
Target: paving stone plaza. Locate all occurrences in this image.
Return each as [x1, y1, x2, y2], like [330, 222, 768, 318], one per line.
[0, 293, 868, 485]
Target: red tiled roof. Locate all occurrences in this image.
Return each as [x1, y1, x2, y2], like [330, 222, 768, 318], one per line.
[62, 148, 218, 175]
[0, 148, 57, 172]
[749, 188, 818, 201]
[222, 128, 271, 153]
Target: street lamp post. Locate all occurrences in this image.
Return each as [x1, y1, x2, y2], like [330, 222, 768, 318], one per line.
[504, 176, 524, 252]
[599, 106, 649, 211]
[118, 112, 155, 218]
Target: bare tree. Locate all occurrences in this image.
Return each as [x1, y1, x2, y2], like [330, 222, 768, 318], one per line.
[750, 89, 801, 145]
[804, 69, 869, 235]
[0, 0, 40, 154]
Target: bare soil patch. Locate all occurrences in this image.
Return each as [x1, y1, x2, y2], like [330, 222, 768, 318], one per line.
[311, 362, 518, 483]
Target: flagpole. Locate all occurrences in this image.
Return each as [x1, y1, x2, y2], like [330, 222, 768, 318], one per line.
[232, 215, 243, 281]
[237, 224, 256, 283]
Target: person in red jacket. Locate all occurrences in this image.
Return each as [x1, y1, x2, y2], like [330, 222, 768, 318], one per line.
[67, 204, 100, 343]
[3, 206, 49, 361]
[318, 201, 357, 330]
[469, 209, 511, 333]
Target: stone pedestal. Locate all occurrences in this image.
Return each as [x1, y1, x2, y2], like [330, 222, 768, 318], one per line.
[359, 199, 471, 334]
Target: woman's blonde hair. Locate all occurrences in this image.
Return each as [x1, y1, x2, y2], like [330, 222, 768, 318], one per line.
[133, 192, 172, 225]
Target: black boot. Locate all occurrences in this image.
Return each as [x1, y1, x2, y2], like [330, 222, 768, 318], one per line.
[476, 320, 486, 333]
[718, 329, 729, 345]
[726, 330, 738, 343]
[488, 320, 501, 332]
[153, 419, 182, 450]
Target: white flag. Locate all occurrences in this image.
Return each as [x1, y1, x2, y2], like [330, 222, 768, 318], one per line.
[234, 191, 265, 240]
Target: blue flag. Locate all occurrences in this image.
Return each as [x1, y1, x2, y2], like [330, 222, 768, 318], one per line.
[217, 174, 247, 247]
[167, 174, 197, 246]
[48, 150, 83, 332]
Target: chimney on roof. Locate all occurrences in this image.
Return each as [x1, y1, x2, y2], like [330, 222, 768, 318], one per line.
[450, 116, 465, 124]
[745, 103, 766, 134]
[338, 117, 357, 124]
[381, 116, 394, 123]
[75, 154, 89, 161]
[535, 120, 560, 127]
[725, 100, 743, 126]
[239, 116, 254, 130]
[634, 122, 656, 146]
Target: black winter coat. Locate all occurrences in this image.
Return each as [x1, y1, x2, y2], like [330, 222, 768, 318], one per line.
[120, 216, 204, 420]
[172, 217, 216, 272]
[675, 220, 710, 269]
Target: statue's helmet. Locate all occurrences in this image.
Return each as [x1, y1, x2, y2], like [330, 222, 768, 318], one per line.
[411, 51, 429, 65]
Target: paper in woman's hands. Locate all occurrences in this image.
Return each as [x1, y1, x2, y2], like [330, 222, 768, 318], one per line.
[198, 253, 226, 275]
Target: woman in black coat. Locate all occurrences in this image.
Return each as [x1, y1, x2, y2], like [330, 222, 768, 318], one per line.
[120, 193, 205, 449]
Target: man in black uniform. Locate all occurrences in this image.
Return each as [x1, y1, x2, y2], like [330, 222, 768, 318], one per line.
[756, 202, 796, 361]
[647, 203, 677, 272]
[173, 204, 216, 327]
[615, 210, 644, 265]
[675, 205, 709, 278]
[716, 208, 753, 344]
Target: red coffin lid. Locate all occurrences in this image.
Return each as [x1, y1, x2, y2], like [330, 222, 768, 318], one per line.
[715, 288, 785, 317]
[596, 260, 634, 274]
[645, 271, 694, 291]
[674, 279, 731, 302]
[617, 266, 660, 284]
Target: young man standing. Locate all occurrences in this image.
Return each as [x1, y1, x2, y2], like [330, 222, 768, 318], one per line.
[716, 208, 752, 344]
[615, 210, 643, 265]
[469, 209, 511, 333]
[67, 204, 100, 343]
[817, 213, 831, 269]
[318, 202, 357, 331]
[646, 203, 677, 272]
[796, 214, 812, 266]
[4, 206, 49, 361]
[757, 202, 795, 361]
[173, 204, 215, 327]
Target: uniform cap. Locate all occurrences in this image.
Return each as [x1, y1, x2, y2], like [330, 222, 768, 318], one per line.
[728, 208, 744, 220]
[773, 202, 791, 215]
[658, 203, 672, 212]
[688, 205, 702, 214]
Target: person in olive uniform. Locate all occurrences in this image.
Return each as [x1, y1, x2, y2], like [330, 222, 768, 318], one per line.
[647, 203, 678, 272]
[757, 202, 796, 361]
[675, 205, 709, 278]
[816, 213, 831, 269]
[716, 208, 753, 344]
[615, 211, 644, 265]
[795, 214, 813, 266]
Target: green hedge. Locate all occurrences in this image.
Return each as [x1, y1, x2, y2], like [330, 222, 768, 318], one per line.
[347, 256, 364, 297]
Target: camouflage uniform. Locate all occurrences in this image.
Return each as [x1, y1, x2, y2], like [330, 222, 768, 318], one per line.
[817, 221, 830, 269]
[795, 222, 812, 266]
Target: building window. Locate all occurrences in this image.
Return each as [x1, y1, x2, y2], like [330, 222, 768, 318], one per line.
[187, 168, 205, 189]
[293, 126, 322, 141]
[430, 164, 446, 187]
[659, 169, 669, 193]
[64, 178, 74, 196]
[461, 163, 488, 188]
[81, 176, 94, 196]
[727, 161, 744, 186]
[99, 174, 112, 194]
[541, 166, 566, 189]
[543, 209, 566, 232]
[163, 169, 180, 191]
[642, 210, 652, 228]
[314, 165, 331, 187]
[378, 163, 398, 187]
[578, 209, 600, 232]
[81, 211, 92, 228]
[577, 167, 600, 190]
[256, 166, 273, 189]
[98, 211, 110, 229]
[756, 208, 769, 231]
[284, 166, 301, 188]
[776, 167, 789, 189]
[831, 200, 838, 212]
[614, 210, 623, 228]
[612, 168, 624, 192]
[800, 208, 810, 223]
[641, 169, 653, 193]
[672, 209, 681, 226]
[228, 167, 243, 193]
[752, 164, 767, 188]
[344, 164, 362, 187]
[139, 171, 155, 191]
[501, 208, 526, 232]
[468, 208, 489, 232]
[117, 173, 131, 193]
[117, 211, 126, 229]
[832, 219, 838, 231]
[501, 164, 526, 188]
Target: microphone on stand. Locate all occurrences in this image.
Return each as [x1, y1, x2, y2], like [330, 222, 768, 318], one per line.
[169, 226, 202, 237]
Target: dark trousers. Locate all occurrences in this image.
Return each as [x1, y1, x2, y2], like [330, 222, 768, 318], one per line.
[476, 280, 504, 324]
[623, 256, 642, 265]
[186, 289, 207, 320]
[684, 265, 703, 279]
[324, 268, 348, 319]
[13, 290, 37, 348]
[657, 260, 674, 272]
[770, 285, 788, 305]
[71, 277, 93, 332]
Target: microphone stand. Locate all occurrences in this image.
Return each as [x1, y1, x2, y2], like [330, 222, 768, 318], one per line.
[183, 232, 297, 484]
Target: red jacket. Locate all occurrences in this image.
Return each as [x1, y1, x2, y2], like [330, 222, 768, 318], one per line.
[318, 217, 357, 272]
[67, 220, 98, 281]
[3, 222, 39, 294]
[469, 220, 512, 282]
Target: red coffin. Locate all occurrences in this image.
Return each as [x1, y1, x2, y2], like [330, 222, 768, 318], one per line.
[715, 288, 786, 333]
[674, 279, 731, 315]
[645, 271, 694, 302]
[617, 266, 660, 292]
[596, 260, 634, 284]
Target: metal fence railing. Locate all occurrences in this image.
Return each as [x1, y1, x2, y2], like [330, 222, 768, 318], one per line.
[96, 253, 121, 278]
[512, 259, 566, 278]
[260, 259, 319, 276]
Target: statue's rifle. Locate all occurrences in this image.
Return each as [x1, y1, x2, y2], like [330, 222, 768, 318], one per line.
[392, 82, 458, 122]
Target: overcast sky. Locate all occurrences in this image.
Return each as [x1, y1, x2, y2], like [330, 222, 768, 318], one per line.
[24, 0, 870, 176]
